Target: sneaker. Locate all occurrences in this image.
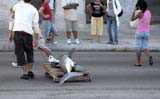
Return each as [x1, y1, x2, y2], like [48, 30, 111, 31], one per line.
[28, 71, 35, 79]
[114, 41, 118, 45]
[11, 62, 21, 68]
[20, 74, 29, 80]
[53, 41, 58, 45]
[67, 39, 71, 44]
[107, 41, 114, 45]
[134, 64, 142, 67]
[48, 55, 60, 63]
[74, 39, 80, 44]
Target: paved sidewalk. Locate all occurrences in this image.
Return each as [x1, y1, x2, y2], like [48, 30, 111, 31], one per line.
[0, 25, 160, 52]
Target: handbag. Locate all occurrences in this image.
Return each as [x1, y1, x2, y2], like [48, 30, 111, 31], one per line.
[130, 10, 141, 29]
[118, 9, 123, 17]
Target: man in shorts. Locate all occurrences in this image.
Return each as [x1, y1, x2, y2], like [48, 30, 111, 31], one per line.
[62, 0, 80, 44]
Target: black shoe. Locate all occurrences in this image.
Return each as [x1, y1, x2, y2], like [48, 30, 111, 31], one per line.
[134, 64, 142, 67]
[149, 56, 153, 66]
[20, 74, 29, 80]
[107, 41, 114, 44]
[28, 71, 35, 79]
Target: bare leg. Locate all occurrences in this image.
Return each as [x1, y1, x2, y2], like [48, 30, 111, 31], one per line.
[21, 64, 30, 79]
[50, 33, 55, 44]
[136, 50, 142, 65]
[38, 47, 51, 57]
[73, 31, 78, 39]
[91, 35, 96, 43]
[28, 63, 33, 72]
[144, 49, 150, 57]
[21, 64, 28, 74]
[98, 35, 102, 43]
[144, 49, 153, 66]
[66, 31, 71, 39]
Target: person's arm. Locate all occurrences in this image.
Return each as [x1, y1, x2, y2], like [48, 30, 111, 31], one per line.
[62, 0, 79, 10]
[63, 5, 76, 10]
[54, 0, 56, 12]
[131, 7, 143, 21]
[87, 4, 92, 12]
[8, 6, 15, 42]
[100, 2, 106, 13]
[33, 10, 40, 48]
[100, 3, 106, 10]
[39, 6, 49, 18]
[8, 20, 14, 42]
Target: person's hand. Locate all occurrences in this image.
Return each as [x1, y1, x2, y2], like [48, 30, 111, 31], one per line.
[44, 14, 49, 18]
[134, 6, 138, 12]
[112, 16, 116, 18]
[33, 40, 38, 48]
[100, 3, 103, 7]
[8, 31, 14, 42]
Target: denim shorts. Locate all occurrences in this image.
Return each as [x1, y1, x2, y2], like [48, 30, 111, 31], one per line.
[135, 31, 150, 51]
[42, 20, 58, 39]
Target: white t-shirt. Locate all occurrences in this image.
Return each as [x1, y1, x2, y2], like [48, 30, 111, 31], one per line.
[62, 0, 79, 21]
[13, 2, 39, 35]
[49, 0, 54, 10]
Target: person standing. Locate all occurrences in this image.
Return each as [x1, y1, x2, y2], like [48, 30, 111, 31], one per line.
[11, 0, 39, 79]
[49, 0, 56, 20]
[87, 0, 106, 43]
[131, 0, 153, 67]
[11, 30, 60, 68]
[106, 0, 122, 45]
[39, 0, 58, 50]
[49, 0, 58, 45]
[62, 0, 80, 44]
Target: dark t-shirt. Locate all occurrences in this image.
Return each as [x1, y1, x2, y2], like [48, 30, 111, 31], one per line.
[91, 2, 104, 17]
[31, 0, 42, 10]
[41, 2, 52, 20]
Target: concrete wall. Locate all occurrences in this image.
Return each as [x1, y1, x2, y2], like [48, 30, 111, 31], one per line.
[0, 0, 137, 36]
[55, 0, 137, 32]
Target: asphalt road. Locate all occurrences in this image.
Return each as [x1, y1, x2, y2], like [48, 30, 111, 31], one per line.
[0, 52, 160, 99]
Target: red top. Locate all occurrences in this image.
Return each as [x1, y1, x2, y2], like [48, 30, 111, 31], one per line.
[41, 2, 52, 20]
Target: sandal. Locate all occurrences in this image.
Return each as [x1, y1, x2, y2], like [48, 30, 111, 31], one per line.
[149, 56, 153, 66]
[20, 74, 29, 80]
[134, 64, 142, 67]
[28, 71, 35, 79]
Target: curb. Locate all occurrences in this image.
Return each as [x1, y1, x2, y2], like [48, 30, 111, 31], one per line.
[0, 43, 159, 52]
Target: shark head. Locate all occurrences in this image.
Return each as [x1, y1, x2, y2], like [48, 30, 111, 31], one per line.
[59, 55, 74, 74]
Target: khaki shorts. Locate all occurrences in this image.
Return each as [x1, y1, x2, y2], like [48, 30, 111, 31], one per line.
[91, 16, 104, 36]
[65, 19, 78, 32]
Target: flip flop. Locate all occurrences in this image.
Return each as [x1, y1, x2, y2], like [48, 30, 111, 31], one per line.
[134, 64, 142, 67]
[149, 56, 153, 66]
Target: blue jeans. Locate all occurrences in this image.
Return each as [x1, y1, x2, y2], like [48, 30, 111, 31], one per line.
[107, 16, 118, 43]
[135, 31, 150, 51]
